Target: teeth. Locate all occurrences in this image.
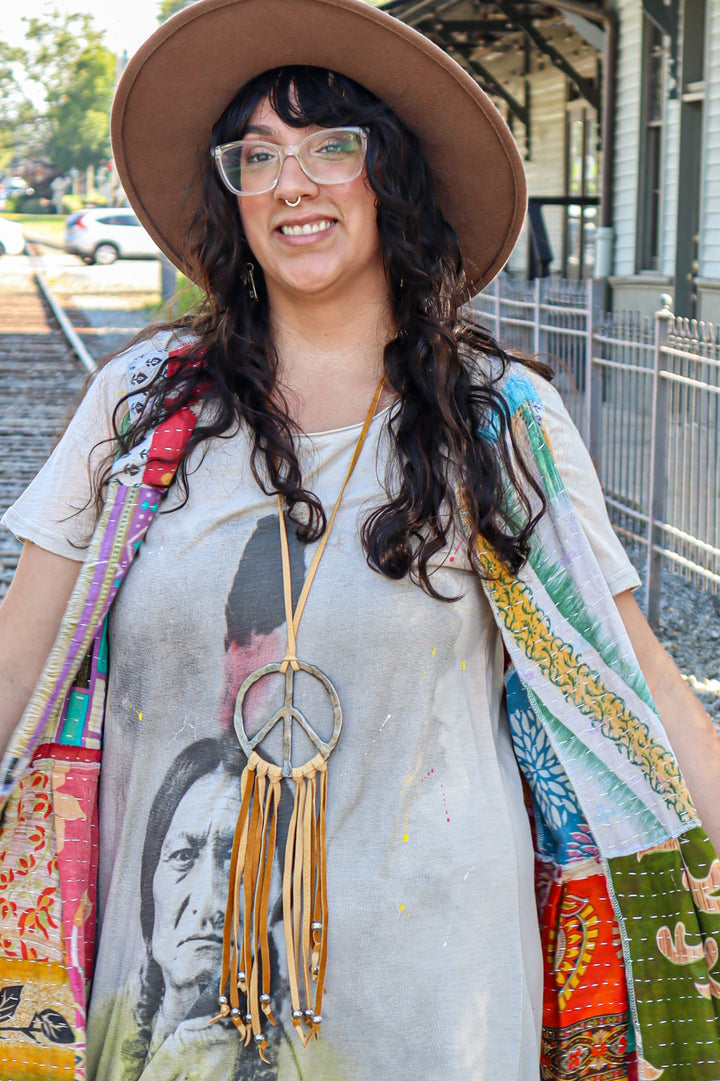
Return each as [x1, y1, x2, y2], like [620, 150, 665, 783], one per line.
[280, 220, 334, 236]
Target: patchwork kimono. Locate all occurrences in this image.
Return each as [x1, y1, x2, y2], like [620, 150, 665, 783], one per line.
[1, 357, 718, 1081]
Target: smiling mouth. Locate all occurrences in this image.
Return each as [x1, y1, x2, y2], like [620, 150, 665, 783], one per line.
[279, 219, 335, 236]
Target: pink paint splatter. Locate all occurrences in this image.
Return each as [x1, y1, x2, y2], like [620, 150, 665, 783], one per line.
[419, 769, 450, 822]
[440, 781, 451, 823]
[448, 540, 463, 564]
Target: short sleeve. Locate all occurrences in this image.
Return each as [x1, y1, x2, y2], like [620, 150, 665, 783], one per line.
[1, 334, 176, 561]
[522, 367, 641, 596]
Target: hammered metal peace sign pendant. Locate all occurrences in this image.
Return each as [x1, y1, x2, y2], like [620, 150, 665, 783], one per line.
[234, 661, 343, 778]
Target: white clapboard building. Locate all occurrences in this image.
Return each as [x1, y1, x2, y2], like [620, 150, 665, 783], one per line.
[385, 0, 717, 319]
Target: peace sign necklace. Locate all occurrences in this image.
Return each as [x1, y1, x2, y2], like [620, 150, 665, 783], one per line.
[212, 377, 385, 1060]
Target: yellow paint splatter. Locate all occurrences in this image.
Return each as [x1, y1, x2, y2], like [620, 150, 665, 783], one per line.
[419, 645, 438, 686]
[402, 833, 409, 843]
[398, 904, 406, 913]
[461, 660, 465, 670]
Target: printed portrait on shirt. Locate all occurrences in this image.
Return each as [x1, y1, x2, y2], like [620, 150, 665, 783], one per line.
[116, 514, 308, 1079]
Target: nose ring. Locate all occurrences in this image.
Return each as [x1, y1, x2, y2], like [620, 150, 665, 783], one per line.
[283, 196, 302, 208]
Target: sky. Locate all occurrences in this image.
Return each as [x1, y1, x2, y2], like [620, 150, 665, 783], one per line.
[2, 0, 161, 59]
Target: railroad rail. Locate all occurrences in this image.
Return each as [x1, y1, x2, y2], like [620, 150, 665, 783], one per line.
[0, 246, 93, 594]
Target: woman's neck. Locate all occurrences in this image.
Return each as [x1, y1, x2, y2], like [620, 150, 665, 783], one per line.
[268, 288, 396, 433]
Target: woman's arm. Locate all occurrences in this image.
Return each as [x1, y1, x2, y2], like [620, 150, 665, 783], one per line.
[0, 542, 81, 758]
[615, 588, 720, 853]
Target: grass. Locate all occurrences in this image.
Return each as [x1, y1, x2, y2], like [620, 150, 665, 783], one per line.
[175, 274, 204, 316]
[146, 273, 204, 321]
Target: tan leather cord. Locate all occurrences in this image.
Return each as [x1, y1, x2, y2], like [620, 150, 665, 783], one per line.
[278, 377, 385, 672]
[215, 381, 386, 1056]
[210, 764, 253, 1034]
[312, 764, 329, 1025]
[283, 771, 304, 1043]
[300, 771, 314, 1010]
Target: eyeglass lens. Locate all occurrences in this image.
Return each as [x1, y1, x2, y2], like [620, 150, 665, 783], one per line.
[216, 128, 365, 195]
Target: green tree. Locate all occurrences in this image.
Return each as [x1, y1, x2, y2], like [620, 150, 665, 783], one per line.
[47, 42, 115, 173]
[158, 0, 193, 22]
[0, 11, 115, 175]
[0, 42, 41, 171]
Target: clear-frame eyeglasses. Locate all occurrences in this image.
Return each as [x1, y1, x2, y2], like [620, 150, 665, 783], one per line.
[212, 126, 368, 196]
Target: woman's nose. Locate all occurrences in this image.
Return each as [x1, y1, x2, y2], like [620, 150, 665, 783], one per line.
[274, 151, 318, 202]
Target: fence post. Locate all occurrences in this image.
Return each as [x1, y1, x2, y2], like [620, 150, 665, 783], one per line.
[533, 276, 541, 356]
[493, 276, 501, 342]
[645, 294, 673, 629]
[583, 278, 596, 450]
[160, 255, 178, 317]
[588, 281, 604, 473]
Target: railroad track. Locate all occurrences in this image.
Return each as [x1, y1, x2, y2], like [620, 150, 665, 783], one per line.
[0, 247, 94, 595]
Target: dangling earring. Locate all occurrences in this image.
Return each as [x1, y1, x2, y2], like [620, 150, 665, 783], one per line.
[245, 261, 258, 302]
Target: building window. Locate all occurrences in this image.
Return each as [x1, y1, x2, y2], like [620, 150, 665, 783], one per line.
[637, 17, 666, 272]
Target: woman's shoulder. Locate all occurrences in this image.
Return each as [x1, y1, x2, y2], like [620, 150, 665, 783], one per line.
[96, 327, 193, 396]
[463, 344, 557, 417]
[87, 327, 196, 430]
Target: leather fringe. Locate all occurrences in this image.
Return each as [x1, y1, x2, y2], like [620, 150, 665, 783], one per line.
[211, 750, 328, 1060]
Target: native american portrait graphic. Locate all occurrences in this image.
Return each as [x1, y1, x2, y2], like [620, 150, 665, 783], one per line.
[103, 515, 309, 1081]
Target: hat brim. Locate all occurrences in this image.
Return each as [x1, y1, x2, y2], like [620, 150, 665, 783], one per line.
[111, 0, 526, 294]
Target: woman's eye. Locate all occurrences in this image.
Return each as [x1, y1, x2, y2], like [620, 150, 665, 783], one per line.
[244, 146, 276, 166]
[314, 140, 349, 157]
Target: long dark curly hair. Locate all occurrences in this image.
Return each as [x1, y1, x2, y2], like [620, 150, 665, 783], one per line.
[101, 65, 548, 598]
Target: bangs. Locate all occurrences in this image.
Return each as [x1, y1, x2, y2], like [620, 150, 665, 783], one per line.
[213, 65, 388, 144]
[265, 66, 380, 127]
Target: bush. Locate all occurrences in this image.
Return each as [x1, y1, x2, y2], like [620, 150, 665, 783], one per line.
[60, 191, 108, 214]
[10, 196, 53, 214]
[61, 193, 85, 214]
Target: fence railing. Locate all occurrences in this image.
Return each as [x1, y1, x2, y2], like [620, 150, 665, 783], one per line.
[469, 276, 720, 627]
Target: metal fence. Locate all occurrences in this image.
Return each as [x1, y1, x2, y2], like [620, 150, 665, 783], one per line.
[469, 276, 720, 627]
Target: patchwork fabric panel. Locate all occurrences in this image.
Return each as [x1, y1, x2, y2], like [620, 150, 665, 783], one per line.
[540, 869, 633, 1080]
[609, 829, 720, 1080]
[0, 959, 79, 1079]
[0, 745, 100, 1078]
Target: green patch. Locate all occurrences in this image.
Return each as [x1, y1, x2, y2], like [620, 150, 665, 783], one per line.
[609, 828, 720, 1078]
[144, 273, 204, 321]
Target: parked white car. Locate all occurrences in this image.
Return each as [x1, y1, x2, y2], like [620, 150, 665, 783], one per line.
[64, 207, 159, 265]
[0, 216, 25, 256]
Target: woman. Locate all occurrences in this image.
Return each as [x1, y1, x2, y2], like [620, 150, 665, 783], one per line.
[1, 1, 719, 1079]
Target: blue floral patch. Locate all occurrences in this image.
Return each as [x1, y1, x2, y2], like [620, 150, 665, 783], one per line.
[506, 670, 598, 866]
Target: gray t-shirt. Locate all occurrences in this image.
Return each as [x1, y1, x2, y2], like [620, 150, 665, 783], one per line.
[3, 339, 639, 1081]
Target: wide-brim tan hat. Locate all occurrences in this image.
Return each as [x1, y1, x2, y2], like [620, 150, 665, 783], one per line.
[111, 0, 526, 294]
